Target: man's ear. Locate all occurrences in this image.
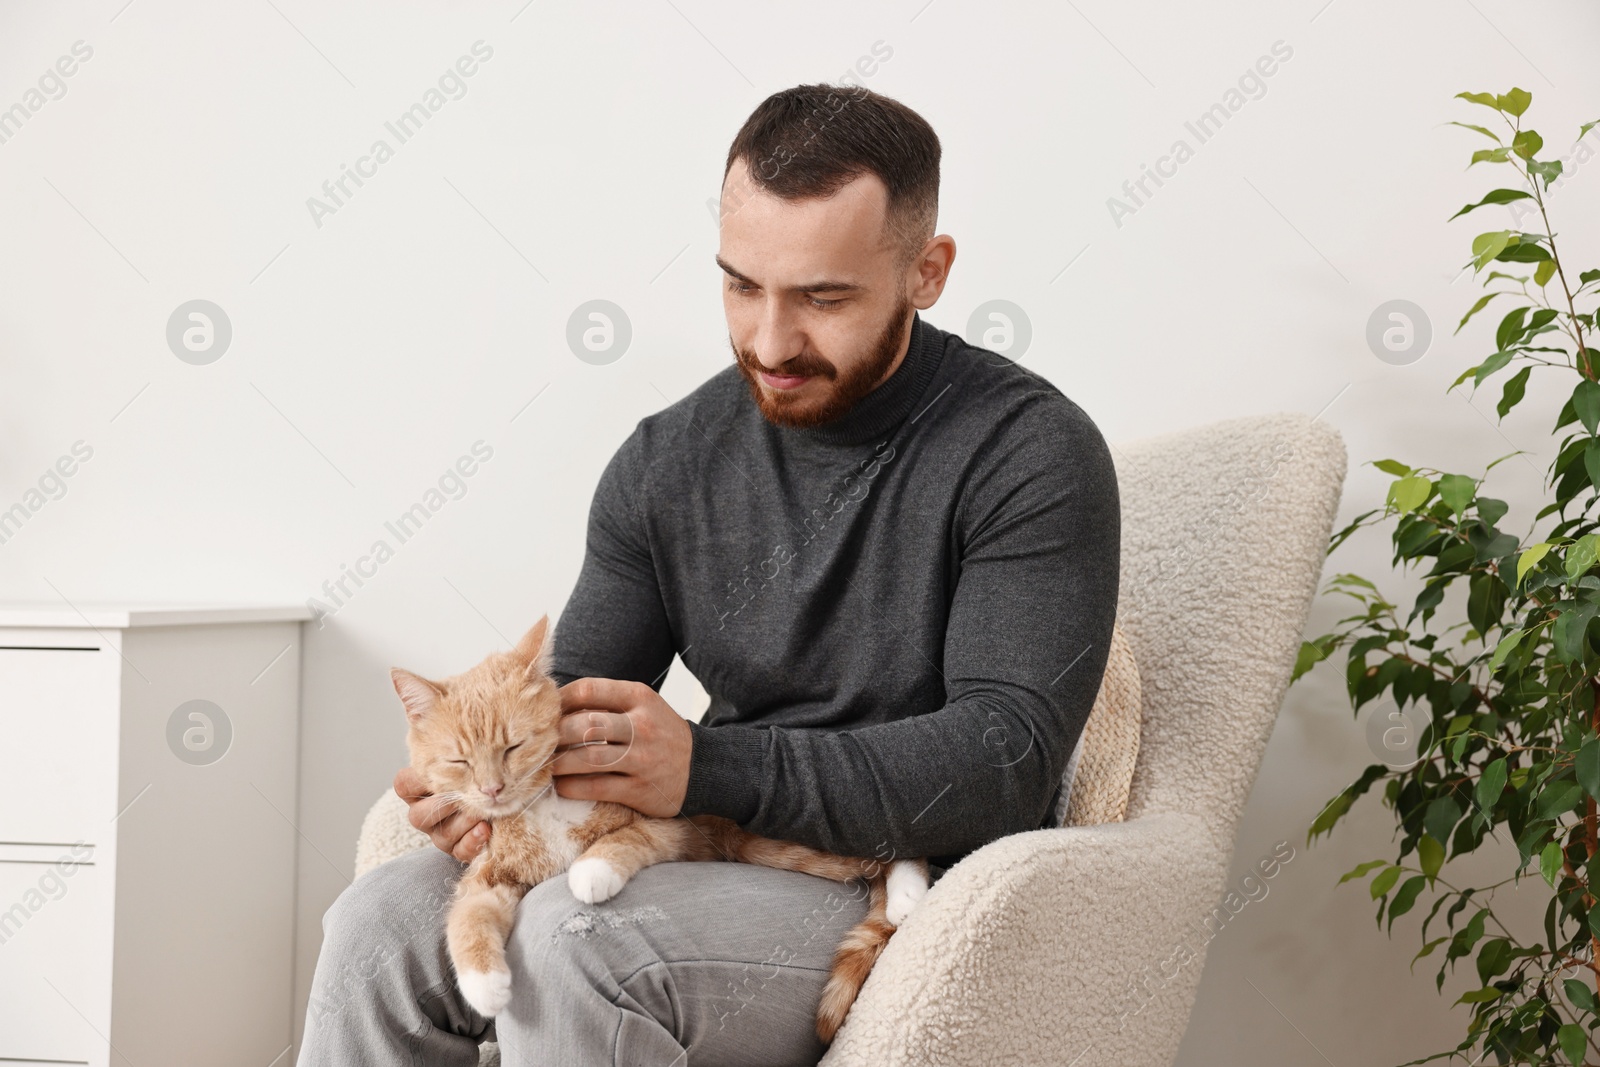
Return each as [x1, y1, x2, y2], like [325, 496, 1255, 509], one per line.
[391, 668, 444, 725]
[513, 614, 554, 681]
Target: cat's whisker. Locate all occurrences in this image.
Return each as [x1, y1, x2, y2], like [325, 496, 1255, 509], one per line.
[509, 780, 556, 817]
[421, 792, 468, 821]
[489, 751, 564, 817]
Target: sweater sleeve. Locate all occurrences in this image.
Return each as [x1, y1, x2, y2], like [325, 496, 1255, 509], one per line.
[678, 396, 1121, 866]
[548, 427, 676, 691]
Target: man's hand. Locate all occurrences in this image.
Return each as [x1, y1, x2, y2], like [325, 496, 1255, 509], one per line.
[393, 766, 491, 862]
[553, 678, 693, 817]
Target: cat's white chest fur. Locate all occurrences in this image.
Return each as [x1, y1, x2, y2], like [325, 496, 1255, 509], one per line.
[520, 794, 595, 870]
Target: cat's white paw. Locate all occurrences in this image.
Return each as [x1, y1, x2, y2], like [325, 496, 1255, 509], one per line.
[458, 967, 512, 1017]
[568, 857, 625, 904]
[885, 860, 928, 927]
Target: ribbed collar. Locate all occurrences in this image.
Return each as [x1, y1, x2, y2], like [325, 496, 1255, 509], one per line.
[785, 310, 945, 448]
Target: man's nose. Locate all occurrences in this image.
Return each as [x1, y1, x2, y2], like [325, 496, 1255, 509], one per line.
[751, 305, 804, 369]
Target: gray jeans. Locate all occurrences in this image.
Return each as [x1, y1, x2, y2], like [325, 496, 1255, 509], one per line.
[296, 845, 872, 1066]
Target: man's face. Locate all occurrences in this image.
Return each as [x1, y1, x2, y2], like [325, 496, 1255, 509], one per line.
[717, 157, 915, 429]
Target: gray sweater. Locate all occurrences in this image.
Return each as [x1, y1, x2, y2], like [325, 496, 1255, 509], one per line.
[549, 311, 1121, 872]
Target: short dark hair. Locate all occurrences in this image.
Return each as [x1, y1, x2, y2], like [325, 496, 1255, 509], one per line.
[723, 83, 940, 269]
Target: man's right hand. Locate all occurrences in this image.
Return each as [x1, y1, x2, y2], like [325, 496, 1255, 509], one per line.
[393, 766, 491, 862]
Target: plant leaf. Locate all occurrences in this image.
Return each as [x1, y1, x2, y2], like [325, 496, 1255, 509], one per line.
[1511, 129, 1543, 159]
[1437, 473, 1477, 516]
[1449, 188, 1534, 220]
[1389, 475, 1433, 514]
[1472, 231, 1513, 270]
[1292, 640, 1328, 682]
[1476, 757, 1508, 813]
[1497, 88, 1532, 117]
[1498, 241, 1551, 263]
[1565, 976, 1599, 1014]
[1419, 834, 1445, 882]
[1560, 1022, 1586, 1066]
[1412, 936, 1448, 971]
[1535, 259, 1558, 287]
[1449, 120, 1502, 142]
[1528, 158, 1564, 188]
[1370, 864, 1401, 900]
[1339, 859, 1389, 885]
[1517, 542, 1552, 586]
[1474, 349, 1515, 385]
[1585, 439, 1600, 496]
[1579, 738, 1600, 800]
[1542, 840, 1564, 886]
[1456, 291, 1505, 333]
[1425, 796, 1463, 845]
[1489, 628, 1526, 673]
[1555, 600, 1600, 662]
[1576, 379, 1600, 435]
[1537, 780, 1584, 819]
[1496, 306, 1531, 352]
[1455, 91, 1500, 111]
[1497, 366, 1530, 418]
[1569, 533, 1600, 578]
[1388, 875, 1427, 930]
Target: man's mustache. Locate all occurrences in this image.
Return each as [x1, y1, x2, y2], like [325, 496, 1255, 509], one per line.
[737, 350, 837, 379]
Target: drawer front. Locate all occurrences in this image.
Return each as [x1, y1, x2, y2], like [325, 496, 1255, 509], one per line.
[0, 644, 120, 843]
[0, 854, 112, 1064]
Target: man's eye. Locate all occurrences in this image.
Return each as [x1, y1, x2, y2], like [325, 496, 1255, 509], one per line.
[808, 297, 842, 310]
[726, 280, 754, 295]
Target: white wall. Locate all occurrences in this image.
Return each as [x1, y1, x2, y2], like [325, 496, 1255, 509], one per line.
[2, 0, 1596, 1061]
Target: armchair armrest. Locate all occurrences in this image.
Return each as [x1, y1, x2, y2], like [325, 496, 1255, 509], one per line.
[354, 788, 430, 880]
[821, 811, 1226, 1067]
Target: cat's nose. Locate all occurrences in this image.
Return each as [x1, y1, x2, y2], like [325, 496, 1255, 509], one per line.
[481, 783, 503, 800]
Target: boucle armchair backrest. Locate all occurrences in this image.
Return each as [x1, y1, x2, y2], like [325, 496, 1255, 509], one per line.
[1112, 413, 1346, 840]
[1062, 621, 1141, 827]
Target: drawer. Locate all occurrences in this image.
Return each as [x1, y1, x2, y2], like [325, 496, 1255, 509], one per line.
[0, 854, 112, 1064]
[0, 645, 121, 842]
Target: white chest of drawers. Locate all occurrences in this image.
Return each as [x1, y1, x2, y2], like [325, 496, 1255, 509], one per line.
[0, 603, 309, 1067]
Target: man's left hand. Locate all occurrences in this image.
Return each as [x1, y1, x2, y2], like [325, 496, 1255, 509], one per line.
[552, 678, 693, 817]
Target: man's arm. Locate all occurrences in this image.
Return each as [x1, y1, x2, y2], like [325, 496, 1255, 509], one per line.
[678, 397, 1120, 863]
[548, 428, 676, 691]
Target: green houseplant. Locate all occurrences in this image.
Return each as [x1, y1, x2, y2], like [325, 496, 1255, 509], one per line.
[1296, 88, 1600, 1065]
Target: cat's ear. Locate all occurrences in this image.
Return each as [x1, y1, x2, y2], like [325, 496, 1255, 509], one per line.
[391, 668, 444, 725]
[513, 614, 554, 681]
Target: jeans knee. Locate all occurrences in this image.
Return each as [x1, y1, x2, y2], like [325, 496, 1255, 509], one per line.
[307, 848, 460, 1022]
[506, 877, 598, 973]
[324, 847, 457, 940]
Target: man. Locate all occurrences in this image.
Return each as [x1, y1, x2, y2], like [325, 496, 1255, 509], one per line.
[298, 82, 1119, 1065]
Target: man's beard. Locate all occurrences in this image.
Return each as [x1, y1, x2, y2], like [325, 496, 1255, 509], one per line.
[732, 295, 913, 429]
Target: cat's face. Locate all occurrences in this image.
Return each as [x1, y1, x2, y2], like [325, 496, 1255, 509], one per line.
[392, 615, 563, 822]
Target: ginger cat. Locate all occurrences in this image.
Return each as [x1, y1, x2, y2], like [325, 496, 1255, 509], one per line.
[392, 615, 929, 1043]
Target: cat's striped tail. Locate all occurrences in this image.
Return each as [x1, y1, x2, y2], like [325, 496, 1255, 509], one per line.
[815, 874, 895, 1043]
